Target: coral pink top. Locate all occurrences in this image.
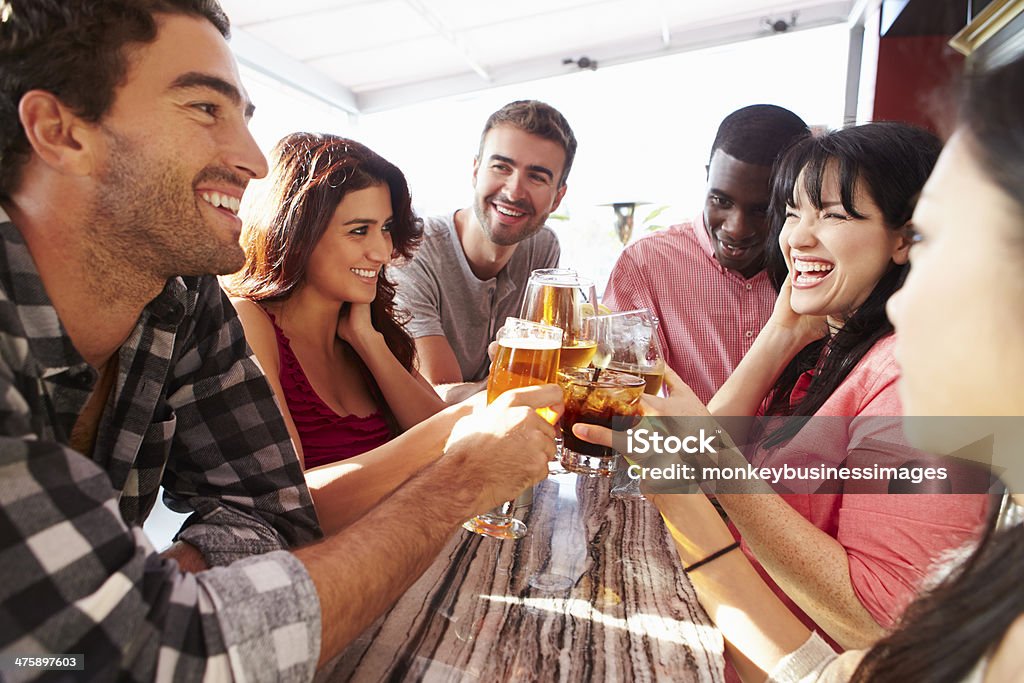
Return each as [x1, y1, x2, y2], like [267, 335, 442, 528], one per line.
[266, 311, 391, 468]
[738, 335, 988, 644]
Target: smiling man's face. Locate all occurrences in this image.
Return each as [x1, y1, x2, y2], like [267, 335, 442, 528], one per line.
[88, 12, 268, 277]
[471, 124, 567, 247]
[702, 149, 773, 278]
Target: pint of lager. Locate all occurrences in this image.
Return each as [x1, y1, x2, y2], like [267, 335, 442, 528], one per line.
[487, 338, 561, 402]
[463, 317, 562, 541]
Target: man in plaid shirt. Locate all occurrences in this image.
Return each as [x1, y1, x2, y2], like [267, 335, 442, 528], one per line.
[0, 1, 560, 680]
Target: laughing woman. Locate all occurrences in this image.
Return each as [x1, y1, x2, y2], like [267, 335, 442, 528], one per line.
[578, 56, 1024, 681]
[226, 133, 444, 469]
[689, 122, 987, 650]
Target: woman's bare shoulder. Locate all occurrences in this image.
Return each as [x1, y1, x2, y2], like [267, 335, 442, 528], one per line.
[229, 298, 280, 370]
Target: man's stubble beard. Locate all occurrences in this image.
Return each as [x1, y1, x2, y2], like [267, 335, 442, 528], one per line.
[473, 193, 546, 247]
[87, 129, 245, 290]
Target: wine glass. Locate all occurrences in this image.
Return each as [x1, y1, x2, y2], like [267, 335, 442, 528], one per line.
[592, 309, 665, 499]
[463, 317, 562, 540]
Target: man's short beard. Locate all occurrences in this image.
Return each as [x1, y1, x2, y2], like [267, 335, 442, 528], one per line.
[89, 126, 245, 281]
[473, 199, 545, 247]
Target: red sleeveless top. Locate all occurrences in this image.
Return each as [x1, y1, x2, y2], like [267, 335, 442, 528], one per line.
[266, 310, 391, 468]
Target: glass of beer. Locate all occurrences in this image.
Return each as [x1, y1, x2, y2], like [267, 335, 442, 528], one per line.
[558, 368, 645, 476]
[463, 317, 562, 540]
[519, 269, 599, 370]
[519, 269, 599, 471]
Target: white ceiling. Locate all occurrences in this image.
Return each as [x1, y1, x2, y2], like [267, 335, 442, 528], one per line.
[219, 0, 861, 114]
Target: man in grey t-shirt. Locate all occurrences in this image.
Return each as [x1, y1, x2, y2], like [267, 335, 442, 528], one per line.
[394, 100, 577, 401]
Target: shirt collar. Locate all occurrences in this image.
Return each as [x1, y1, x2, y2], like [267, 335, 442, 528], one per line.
[692, 211, 721, 268]
[0, 216, 187, 377]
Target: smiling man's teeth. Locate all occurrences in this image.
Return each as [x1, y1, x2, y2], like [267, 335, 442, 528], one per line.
[495, 205, 525, 217]
[351, 268, 378, 278]
[200, 192, 241, 215]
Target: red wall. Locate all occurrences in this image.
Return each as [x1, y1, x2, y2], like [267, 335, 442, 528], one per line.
[873, 35, 964, 134]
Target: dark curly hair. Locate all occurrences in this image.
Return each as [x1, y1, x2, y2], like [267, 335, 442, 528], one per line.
[0, 0, 229, 196]
[224, 133, 423, 434]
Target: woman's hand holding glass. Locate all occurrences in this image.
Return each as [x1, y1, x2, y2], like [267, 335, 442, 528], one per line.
[572, 367, 712, 458]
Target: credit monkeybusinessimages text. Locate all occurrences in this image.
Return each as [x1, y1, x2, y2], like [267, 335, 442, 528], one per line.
[624, 429, 949, 485]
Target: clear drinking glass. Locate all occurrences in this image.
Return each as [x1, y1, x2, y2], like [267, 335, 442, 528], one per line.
[592, 308, 666, 393]
[558, 367, 646, 476]
[463, 317, 563, 540]
[519, 269, 599, 371]
[519, 269, 599, 471]
[591, 309, 666, 498]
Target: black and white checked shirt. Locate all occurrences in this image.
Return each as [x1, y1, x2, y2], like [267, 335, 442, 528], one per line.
[0, 216, 324, 681]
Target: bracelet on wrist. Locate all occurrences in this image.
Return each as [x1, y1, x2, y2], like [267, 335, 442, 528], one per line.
[683, 541, 740, 574]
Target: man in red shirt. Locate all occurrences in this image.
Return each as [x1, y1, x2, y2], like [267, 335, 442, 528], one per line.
[604, 105, 809, 402]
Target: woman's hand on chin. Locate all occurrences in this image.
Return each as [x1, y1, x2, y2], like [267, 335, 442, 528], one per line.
[337, 302, 382, 349]
[768, 275, 829, 346]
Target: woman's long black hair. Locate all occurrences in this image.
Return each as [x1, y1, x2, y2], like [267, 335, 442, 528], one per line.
[760, 122, 941, 448]
[850, 55, 1024, 683]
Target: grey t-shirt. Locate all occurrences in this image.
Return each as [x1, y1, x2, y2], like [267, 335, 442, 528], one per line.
[392, 212, 560, 382]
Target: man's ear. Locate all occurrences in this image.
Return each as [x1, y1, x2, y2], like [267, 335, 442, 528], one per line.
[18, 90, 99, 177]
[892, 222, 914, 265]
[550, 183, 567, 214]
[471, 155, 480, 188]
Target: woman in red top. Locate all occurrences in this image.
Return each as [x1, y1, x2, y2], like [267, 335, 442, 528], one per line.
[226, 133, 444, 470]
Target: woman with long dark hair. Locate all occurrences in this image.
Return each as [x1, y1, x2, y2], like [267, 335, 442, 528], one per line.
[667, 122, 988, 650]
[578, 56, 1024, 680]
[225, 133, 444, 469]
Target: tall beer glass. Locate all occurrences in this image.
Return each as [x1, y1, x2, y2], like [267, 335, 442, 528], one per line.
[463, 317, 562, 540]
[519, 269, 599, 370]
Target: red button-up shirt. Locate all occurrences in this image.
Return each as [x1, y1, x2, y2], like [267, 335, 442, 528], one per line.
[603, 214, 776, 403]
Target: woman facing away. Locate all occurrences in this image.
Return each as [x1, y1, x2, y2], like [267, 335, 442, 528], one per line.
[578, 54, 1024, 681]
[225, 133, 444, 470]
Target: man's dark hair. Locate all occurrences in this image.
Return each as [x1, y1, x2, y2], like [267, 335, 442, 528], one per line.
[708, 104, 809, 167]
[0, 0, 230, 197]
[478, 100, 577, 187]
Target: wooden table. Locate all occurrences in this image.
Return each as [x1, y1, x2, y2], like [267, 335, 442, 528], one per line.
[318, 468, 725, 682]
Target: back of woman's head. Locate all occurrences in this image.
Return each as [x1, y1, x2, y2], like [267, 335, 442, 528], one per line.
[848, 55, 1024, 683]
[960, 58, 1024, 221]
[228, 132, 421, 301]
[762, 122, 940, 433]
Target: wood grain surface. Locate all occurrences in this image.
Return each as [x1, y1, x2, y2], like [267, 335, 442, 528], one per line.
[318, 470, 725, 682]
